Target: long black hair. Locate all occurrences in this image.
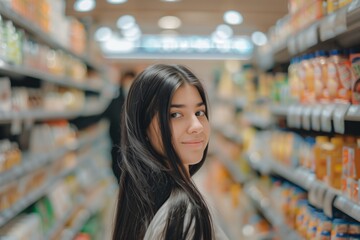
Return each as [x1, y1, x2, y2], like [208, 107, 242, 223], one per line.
[112, 64, 214, 239]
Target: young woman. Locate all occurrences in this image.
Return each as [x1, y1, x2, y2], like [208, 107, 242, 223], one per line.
[112, 64, 228, 240]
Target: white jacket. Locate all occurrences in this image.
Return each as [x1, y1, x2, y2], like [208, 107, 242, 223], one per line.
[144, 191, 229, 240]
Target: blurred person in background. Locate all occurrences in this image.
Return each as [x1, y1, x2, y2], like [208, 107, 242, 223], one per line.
[103, 70, 136, 183]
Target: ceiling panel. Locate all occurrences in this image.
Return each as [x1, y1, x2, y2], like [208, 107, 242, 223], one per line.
[65, 0, 289, 35]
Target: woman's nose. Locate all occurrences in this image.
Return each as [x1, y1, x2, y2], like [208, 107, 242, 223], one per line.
[187, 115, 203, 134]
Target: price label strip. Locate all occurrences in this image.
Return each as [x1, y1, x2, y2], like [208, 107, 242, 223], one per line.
[305, 23, 319, 50]
[333, 103, 350, 134]
[323, 188, 338, 218]
[345, 105, 360, 121]
[311, 104, 323, 131]
[287, 105, 296, 128]
[287, 36, 297, 55]
[302, 106, 312, 130]
[334, 196, 360, 221]
[320, 13, 336, 41]
[321, 104, 336, 132]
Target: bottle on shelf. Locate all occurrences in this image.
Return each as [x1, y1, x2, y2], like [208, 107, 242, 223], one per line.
[350, 48, 360, 105]
[313, 50, 328, 102]
[314, 136, 329, 181]
[326, 136, 344, 189]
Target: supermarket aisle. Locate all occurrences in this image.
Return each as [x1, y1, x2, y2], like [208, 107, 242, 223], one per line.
[1, 0, 360, 239]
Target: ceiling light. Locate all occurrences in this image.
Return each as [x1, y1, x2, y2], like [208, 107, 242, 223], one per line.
[107, 0, 127, 3]
[94, 27, 112, 42]
[224, 10, 243, 25]
[122, 25, 141, 38]
[117, 15, 136, 30]
[102, 37, 135, 53]
[158, 16, 181, 29]
[215, 24, 233, 39]
[161, 0, 181, 2]
[251, 31, 268, 46]
[74, 0, 95, 12]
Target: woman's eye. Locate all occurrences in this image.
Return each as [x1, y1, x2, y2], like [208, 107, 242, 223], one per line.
[196, 110, 206, 116]
[170, 112, 182, 118]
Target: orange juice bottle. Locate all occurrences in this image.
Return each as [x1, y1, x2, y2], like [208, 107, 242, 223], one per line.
[342, 136, 356, 197]
[289, 57, 301, 102]
[313, 50, 328, 102]
[354, 138, 360, 180]
[327, 49, 342, 101]
[303, 53, 316, 103]
[326, 137, 344, 189]
[314, 136, 329, 181]
[336, 49, 352, 103]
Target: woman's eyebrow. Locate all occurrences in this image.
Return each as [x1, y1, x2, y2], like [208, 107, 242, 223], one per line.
[170, 102, 204, 108]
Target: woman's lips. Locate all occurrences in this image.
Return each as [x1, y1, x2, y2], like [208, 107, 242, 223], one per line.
[182, 140, 204, 147]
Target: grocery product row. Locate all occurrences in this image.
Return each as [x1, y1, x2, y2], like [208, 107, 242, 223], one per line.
[0, 0, 92, 67]
[0, 76, 108, 125]
[258, 0, 360, 69]
[211, 125, 360, 239]
[0, 120, 117, 239]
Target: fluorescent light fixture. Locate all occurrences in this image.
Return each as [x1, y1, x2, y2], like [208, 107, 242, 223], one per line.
[122, 25, 141, 38]
[190, 38, 210, 52]
[102, 37, 135, 53]
[161, 0, 181, 2]
[215, 24, 233, 39]
[107, 0, 127, 3]
[94, 27, 112, 42]
[117, 15, 136, 30]
[224, 10, 243, 25]
[158, 16, 181, 29]
[251, 31, 268, 46]
[74, 0, 95, 12]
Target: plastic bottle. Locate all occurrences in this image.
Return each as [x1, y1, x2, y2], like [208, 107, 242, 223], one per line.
[314, 136, 329, 181]
[313, 50, 328, 102]
[0, 15, 5, 60]
[305, 53, 316, 103]
[327, 0, 339, 14]
[341, 136, 356, 198]
[336, 49, 352, 103]
[327, 49, 342, 102]
[350, 48, 360, 104]
[289, 57, 301, 103]
[326, 136, 344, 189]
[319, 230, 331, 240]
[331, 218, 349, 239]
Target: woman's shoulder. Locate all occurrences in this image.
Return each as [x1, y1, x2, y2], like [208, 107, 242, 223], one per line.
[144, 191, 229, 240]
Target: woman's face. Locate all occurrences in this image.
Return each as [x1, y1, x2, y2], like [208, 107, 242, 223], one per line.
[147, 84, 210, 172]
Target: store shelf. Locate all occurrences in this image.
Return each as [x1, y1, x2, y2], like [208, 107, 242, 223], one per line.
[0, 147, 68, 188]
[0, 133, 105, 228]
[270, 103, 360, 134]
[0, 2, 100, 71]
[61, 185, 109, 240]
[216, 97, 247, 110]
[0, 61, 102, 93]
[243, 112, 274, 130]
[214, 149, 247, 184]
[334, 196, 360, 222]
[244, 183, 304, 240]
[212, 124, 243, 145]
[0, 101, 107, 123]
[261, 1, 360, 68]
[45, 205, 78, 240]
[246, 152, 360, 221]
[0, 154, 94, 228]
